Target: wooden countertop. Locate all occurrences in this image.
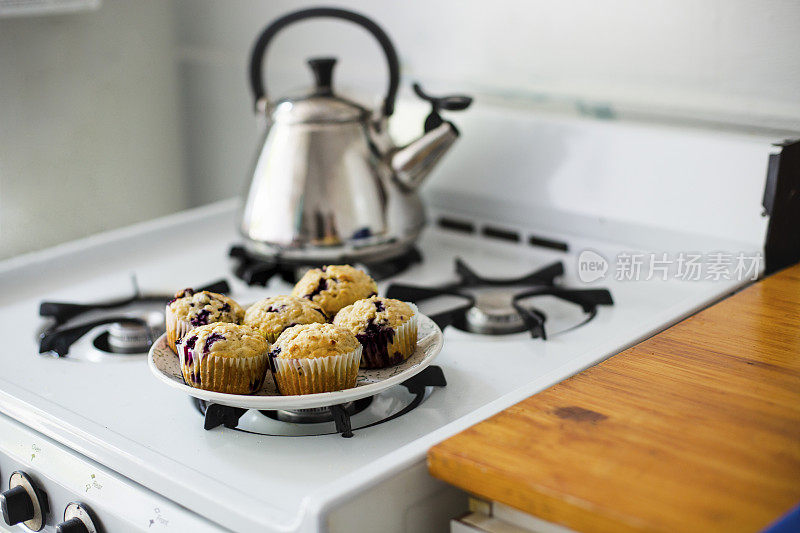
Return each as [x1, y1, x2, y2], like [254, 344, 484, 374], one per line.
[428, 264, 800, 532]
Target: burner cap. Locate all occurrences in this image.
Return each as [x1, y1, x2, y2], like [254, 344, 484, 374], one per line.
[107, 322, 151, 353]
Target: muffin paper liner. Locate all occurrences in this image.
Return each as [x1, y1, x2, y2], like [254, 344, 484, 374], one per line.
[179, 343, 270, 395]
[359, 303, 418, 369]
[271, 345, 363, 395]
[166, 305, 194, 354]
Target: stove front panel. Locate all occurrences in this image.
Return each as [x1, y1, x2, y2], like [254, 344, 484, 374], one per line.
[0, 412, 225, 532]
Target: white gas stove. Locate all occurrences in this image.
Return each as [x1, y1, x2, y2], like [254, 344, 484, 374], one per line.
[0, 104, 780, 532]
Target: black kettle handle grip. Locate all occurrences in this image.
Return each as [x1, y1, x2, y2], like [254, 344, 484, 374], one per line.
[249, 7, 400, 116]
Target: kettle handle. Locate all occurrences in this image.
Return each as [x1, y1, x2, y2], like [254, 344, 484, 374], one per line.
[249, 7, 400, 117]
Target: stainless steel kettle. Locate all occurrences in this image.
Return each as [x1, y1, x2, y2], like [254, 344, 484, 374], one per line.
[240, 7, 472, 264]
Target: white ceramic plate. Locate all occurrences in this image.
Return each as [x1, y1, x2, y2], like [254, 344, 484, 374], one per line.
[148, 314, 443, 410]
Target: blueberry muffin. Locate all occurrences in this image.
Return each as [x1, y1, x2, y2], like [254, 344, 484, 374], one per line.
[333, 296, 418, 369]
[176, 323, 269, 394]
[166, 289, 243, 353]
[291, 265, 378, 317]
[269, 323, 362, 395]
[244, 295, 328, 343]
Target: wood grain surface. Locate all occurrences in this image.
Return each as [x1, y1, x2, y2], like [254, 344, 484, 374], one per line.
[428, 264, 800, 532]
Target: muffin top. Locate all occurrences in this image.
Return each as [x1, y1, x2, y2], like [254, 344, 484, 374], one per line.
[176, 322, 268, 359]
[168, 288, 243, 327]
[333, 296, 414, 333]
[291, 265, 378, 316]
[271, 323, 360, 360]
[244, 295, 328, 340]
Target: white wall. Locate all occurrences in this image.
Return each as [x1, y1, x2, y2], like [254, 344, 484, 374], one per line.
[0, 1, 186, 260]
[2, 0, 799, 258]
[172, 0, 800, 207]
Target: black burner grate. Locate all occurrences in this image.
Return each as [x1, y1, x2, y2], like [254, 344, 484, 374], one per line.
[195, 365, 447, 438]
[229, 245, 423, 285]
[38, 278, 230, 357]
[386, 259, 614, 339]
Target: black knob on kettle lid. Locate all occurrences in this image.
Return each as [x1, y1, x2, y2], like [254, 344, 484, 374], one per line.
[307, 57, 337, 96]
[413, 82, 473, 132]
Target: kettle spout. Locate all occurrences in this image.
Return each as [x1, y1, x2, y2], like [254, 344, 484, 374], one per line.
[390, 121, 459, 190]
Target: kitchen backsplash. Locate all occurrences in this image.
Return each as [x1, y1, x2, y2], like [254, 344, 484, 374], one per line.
[174, 0, 800, 206]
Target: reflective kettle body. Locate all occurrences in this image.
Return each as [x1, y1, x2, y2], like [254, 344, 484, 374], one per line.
[240, 8, 471, 264]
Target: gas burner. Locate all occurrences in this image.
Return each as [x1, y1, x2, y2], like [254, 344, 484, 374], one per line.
[387, 259, 614, 339]
[229, 244, 423, 285]
[194, 366, 446, 438]
[459, 287, 531, 335]
[38, 278, 230, 358]
[89, 311, 166, 354]
[107, 320, 155, 353]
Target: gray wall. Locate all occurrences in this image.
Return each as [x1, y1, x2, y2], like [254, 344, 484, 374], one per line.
[0, 1, 186, 259]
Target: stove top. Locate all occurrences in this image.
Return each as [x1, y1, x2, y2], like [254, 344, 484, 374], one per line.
[0, 198, 759, 532]
[0, 104, 778, 532]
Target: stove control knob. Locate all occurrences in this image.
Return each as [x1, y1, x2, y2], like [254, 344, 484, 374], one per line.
[1, 471, 49, 531]
[57, 517, 89, 533]
[56, 502, 98, 533]
[1, 485, 33, 525]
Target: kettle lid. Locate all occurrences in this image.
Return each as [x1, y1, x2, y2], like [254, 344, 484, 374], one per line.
[271, 57, 369, 124]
